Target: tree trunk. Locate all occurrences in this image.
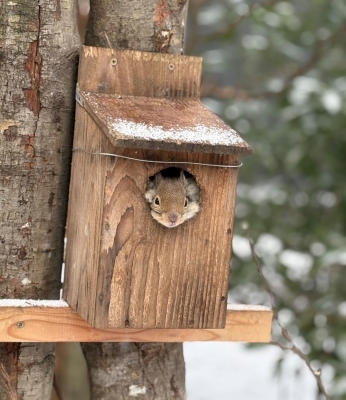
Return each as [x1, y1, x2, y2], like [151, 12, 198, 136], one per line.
[81, 1, 188, 399]
[81, 343, 185, 399]
[0, 0, 80, 398]
[85, 0, 188, 54]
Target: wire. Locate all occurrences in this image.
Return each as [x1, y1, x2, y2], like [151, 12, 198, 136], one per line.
[72, 147, 242, 168]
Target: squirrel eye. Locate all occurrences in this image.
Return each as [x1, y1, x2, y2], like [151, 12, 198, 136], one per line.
[184, 198, 188, 208]
[154, 196, 160, 206]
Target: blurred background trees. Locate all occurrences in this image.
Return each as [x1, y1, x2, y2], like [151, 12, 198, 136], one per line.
[182, 0, 345, 398]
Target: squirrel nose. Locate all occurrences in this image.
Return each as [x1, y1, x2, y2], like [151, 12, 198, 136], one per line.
[168, 213, 178, 223]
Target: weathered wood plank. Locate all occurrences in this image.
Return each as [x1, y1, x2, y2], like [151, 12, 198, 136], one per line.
[63, 105, 115, 324]
[79, 92, 253, 155]
[78, 46, 202, 98]
[0, 304, 273, 343]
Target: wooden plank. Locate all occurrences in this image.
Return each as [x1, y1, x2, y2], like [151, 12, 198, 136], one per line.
[0, 304, 273, 343]
[93, 149, 240, 329]
[78, 46, 202, 99]
[63, 105, 115, 324]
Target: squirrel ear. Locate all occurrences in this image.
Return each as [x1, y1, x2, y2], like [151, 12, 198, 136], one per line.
[155, 172, 163, 184]
[180, 169, 187, 185]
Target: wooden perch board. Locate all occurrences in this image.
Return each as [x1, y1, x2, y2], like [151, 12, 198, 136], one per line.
[0, 303, 272, 343]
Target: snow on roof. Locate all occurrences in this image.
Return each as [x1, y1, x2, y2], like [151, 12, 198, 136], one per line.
[81, 92, 253, 155]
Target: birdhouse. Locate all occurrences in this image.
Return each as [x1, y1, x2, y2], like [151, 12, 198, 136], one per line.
[63, 46, 252, 330]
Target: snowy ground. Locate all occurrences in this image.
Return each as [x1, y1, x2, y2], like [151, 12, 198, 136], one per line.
[184, 342, 318, 400]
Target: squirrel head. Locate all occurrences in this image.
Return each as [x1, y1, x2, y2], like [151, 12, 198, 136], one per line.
[145, 170, 200, 228]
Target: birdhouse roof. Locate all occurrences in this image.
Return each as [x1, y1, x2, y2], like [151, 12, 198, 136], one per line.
[79, 91, 252, 155]
[76, 46, 252, 156]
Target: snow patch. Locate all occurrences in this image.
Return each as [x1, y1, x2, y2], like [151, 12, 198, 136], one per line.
[129, 385, 147, 397]
[0, 299, 69, 307]
[227, 304, 271, 311]
[110, 119, 245, 147]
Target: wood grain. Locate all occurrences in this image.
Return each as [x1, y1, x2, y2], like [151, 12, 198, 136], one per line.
[67, 146, 239, 329]
[65, 121, 240, 329]
[78, 46, 202, 98]
[63, 106, 115, 324]
[0, 305, 273, 343]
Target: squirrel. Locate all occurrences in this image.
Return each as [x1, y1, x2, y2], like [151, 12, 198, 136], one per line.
[145, 169, 200, 228]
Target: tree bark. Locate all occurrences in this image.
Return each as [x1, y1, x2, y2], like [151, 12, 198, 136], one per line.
[85, 0, 189, 54]
[81, 1, 188, 399]
[0, 343, 55, 400]
[0, 0, 80, 398]
[82, 343, 185, 399]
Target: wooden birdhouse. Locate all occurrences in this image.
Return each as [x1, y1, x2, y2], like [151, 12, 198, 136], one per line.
[63, 46, 253, 330]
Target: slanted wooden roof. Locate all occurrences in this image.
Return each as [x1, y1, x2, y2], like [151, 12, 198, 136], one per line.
[77, 46, 252, 155]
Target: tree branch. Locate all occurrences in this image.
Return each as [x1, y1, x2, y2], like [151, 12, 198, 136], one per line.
[245, 229, 331, 400]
